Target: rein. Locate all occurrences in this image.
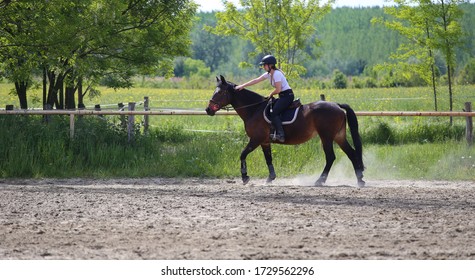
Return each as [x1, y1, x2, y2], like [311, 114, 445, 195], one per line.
[232, 99, 267, 111]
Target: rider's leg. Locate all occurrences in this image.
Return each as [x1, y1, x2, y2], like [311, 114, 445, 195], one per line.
[270, 115, 285, 142]
[270, 94, 294, 142]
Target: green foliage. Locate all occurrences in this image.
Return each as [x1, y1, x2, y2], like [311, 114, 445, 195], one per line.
[363, 121, 396, 144]
[192, 4, 475, 83]
[373, 0, 466, 111]
[313, 7, 403, 78]
[362, 119, 465, 144]
[207, 0, 333, 78]
[0, 0, 198, 108]
[364, 142, 475, 180]
[332, 69, 348, 89]
[458, 57, 475, 84]
[1, 113, 473, 180]
[352, 76, 378, 88]
[174, 57, 211, 78]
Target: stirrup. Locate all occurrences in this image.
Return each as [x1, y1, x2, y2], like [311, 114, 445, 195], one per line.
[270, 132, 285, 142]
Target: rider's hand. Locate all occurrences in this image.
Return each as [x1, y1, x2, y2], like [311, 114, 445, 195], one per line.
[235, 85, 244, 91]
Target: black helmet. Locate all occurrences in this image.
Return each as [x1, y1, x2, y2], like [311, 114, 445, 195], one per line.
[259, 55, 277, 66]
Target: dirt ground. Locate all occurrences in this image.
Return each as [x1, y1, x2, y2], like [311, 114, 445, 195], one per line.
[0, 177, 474, 260]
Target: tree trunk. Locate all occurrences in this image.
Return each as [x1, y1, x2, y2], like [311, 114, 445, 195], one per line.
[425, 22, 437, 112]
[47, 70, 66, 109]
[58, 82, 64, 109]
[43, 67, 47, 109]
[448, 64, 454, 125]
[65, 84, 76, 109]
[431, 62, 437, 111]
[14, 81, 28, 109]
[77, 77, 85, 109]
[47, 71, 56, 107]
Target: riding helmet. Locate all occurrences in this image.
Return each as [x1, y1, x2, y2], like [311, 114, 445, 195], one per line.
[259, 55, 277, 66]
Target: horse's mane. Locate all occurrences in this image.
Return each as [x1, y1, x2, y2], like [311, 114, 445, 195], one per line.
[226, 81, 266, 104]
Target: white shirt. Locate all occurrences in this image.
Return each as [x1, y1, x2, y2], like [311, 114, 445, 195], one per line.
[260, 70, 291, 91]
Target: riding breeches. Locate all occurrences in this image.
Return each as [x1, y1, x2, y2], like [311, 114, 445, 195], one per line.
[270, 92, 294, 118]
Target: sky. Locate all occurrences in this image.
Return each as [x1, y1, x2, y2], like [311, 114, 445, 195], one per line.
[195, 0, 396, 12]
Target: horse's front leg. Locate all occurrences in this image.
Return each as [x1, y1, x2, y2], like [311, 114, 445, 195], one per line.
[240, 141, 259, 184]
[261, 144, 276, 183]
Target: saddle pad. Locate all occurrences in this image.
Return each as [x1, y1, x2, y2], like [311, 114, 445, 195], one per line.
[263, 106, 301, 125]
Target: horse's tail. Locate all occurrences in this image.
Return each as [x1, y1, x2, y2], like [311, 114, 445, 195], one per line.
[338, 103, 364, 170]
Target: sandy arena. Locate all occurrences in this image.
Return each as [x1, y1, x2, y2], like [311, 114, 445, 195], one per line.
[0, 178, 474, 259]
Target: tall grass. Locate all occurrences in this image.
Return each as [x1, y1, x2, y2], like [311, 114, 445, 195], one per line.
[1, 114, 474, 180]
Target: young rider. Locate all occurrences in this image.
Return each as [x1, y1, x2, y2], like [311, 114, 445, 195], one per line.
[235, 55, 294, 142]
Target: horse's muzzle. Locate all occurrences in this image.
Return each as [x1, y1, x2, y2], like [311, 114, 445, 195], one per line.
[206, 102, 220, 116]
[206, 106, 215, 116]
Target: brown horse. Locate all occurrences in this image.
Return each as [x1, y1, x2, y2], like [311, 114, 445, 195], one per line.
[206, 75, 365, 187]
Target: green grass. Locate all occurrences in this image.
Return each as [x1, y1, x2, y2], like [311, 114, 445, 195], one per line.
[1, 82, 474, 180]
[1, 114, 474, 180]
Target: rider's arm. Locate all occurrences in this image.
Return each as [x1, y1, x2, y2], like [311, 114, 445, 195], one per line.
[268, 81, 282, 98]
[235, 74, 267, 90]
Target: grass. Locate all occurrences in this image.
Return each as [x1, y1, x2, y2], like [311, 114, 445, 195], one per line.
[1, 82, 474, 181]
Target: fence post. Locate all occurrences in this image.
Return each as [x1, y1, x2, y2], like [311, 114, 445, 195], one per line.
[144, 96, 149, 134]
[465, 102, 473, 146]
[128, 102, 136, 143]
[69, 113, 75, 139]
[78, 103, 85, 119]
[118, 103, 126, 129]
[94, 104, 103, 118]
[43, 104, 52, 123]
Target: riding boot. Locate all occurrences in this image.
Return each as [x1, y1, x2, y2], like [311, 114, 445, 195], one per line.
[271, 116, 285, 142]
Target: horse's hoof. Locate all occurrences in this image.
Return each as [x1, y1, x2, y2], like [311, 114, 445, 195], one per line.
[266, 176, 276, 183]
[242, 176, 250, 185]
[357, 180, 366, 187]
[314, 180, 325, 187]
[314, 178, 327, 187]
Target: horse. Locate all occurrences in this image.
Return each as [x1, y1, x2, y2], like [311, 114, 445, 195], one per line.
[206, 75, 365, 187]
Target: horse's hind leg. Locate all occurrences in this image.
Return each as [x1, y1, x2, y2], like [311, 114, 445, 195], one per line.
[315, 138, 336, 186]
[261, 143, 276, 183]
[336, 138, 365, 187]
[240, 141, 259, 184]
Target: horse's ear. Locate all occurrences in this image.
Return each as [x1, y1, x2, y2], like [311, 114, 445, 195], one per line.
[216, 76, 219, 83]
[220, 75, 226, 84]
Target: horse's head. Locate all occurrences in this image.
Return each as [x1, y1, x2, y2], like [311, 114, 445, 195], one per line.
[206, 75, 234, 116]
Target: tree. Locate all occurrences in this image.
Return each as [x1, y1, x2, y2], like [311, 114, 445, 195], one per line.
[373, 1, 440, 109]
[431, 0, 465, 119]
[207, 0, 333, 79]
[192, 12, 233, 72]
[0, 0, 43, 109]
[373, 0, 466, 113]
[174, 57, 211, 77]
[0, 0, 197, 109]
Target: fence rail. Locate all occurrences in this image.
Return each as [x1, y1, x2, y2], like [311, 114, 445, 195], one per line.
[1, 109, 475, 117]
[1, 103, 473, 145]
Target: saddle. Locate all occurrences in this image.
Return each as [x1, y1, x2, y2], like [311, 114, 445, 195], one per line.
[263, 98, 302, 125]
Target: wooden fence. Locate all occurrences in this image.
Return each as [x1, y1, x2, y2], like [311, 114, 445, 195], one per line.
[1, 101, 474, 145]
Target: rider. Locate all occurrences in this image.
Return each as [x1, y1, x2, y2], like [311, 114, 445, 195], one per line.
[235, 55, 294, 142]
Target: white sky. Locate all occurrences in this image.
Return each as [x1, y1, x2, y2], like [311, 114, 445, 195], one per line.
[195, 0, 396, 12]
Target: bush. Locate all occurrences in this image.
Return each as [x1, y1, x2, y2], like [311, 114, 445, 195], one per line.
[352, 76, 378, 89]
[362, 119, 465, 145]
[363, 121, 395, 144]
[332, 69, 348, 89]
[458, 58, 475, 85]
